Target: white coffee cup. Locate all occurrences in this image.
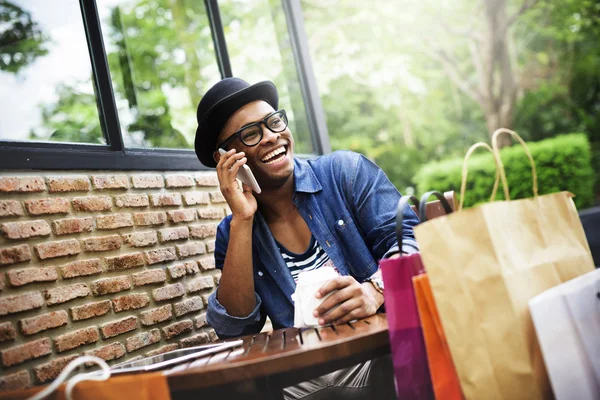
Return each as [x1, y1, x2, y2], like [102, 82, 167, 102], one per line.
[292, 267, 339, 327]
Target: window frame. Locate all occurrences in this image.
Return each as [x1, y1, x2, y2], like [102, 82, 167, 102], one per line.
[0, 0, 330, 171]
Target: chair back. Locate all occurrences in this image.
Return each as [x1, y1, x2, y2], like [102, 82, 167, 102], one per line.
[410, 191, 456, 221]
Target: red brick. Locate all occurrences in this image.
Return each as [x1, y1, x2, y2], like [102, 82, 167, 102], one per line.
[189, 223, 217, 239]
[0, 244, 31, 265]
[0, 200, 24, 217]
[176, 242, 205, 259]
[210, 191, 226, 203]
[46, 176, 90, 192]
[150, 193, 182, 207]
[186, 276, 215, 293]
[0, 274, 4, 292]
[180, 333, 210, 348]
[25, 198, 70, 215]
[100, 316, 138, 339]
[0, 291, 43, 315]
[145, 247, 176, 265]
[214, 272, 221, 286]
[55, 327, 99, 352]
[197, 207, 225, 220]
[166, 209, 196, 223]
[72, 195, 112, 212]
[122, 231, 158, 248]
[173, 296, 203, 317]
[35, 239, 81, 260]
[208, 329, 218, 342]
[140, 305, 172, 326]
[146, 344, 179, 357]
[131, 175, 164, 189]
[183, 192, 210, 206]
[112, 293, 150, 312]
[158, 227, 189, 243]
[162, 320, 193, 340]
[20, 310, 68, 336]
[52, 217, 94, 235]
[1, 338, 51, 366]
[83, 235, 122, 252]
[104, 252, 144, 271]
[165, 175, 194, 188]
[125, 329, 160, 352]
[85, 342, 126, 362]
[70, 300, 111, 321]
[195, 173, 219, 187]
[44, 283, 89, 305]
[60, 258, 102, 278]
[0, 176, 45, 193]
[202, 263, 218, 278]
[2, 220, 51, 240]
[201, 294, 210, 306]
[115, 194, 149, 208]
[152, 283, 185, 302]
[7, 266, 58, 287]
[0, 321, 16, 342]
[96, 213, 133, 230]
[134, 211, 167, 226]
[91, 276, 131, 296]
[168, 261, 198, 280]
[132, 269, 167, 286]
[92, 175, 129, 190]
[34, 355, 78, 383]
[194, 313, 208, 329]
[207, 240, 216, 253]
[0, 370, 31, 391]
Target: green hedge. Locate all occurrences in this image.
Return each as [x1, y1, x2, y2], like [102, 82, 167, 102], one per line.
[415, 133, 595, 209]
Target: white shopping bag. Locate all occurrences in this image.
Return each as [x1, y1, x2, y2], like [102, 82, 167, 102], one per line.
[529, 268, 600, 400]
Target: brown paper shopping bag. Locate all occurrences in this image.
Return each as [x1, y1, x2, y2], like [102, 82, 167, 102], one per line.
[414, 129, 595, 400]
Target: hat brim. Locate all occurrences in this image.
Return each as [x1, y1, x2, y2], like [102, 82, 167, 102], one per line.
[195, 81, 279, 168]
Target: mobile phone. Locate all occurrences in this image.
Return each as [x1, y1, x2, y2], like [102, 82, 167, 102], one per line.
[219, 148, 262, 194]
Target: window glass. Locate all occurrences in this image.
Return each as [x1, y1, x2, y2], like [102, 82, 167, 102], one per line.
[97, 0, 221, 149]
[219, 0, 314, 154]
[0, 0, 104, 144]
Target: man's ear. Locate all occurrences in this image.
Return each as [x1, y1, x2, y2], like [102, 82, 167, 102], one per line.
[213, 151, 221, 165]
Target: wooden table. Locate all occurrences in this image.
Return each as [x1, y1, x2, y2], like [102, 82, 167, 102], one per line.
[166, 314, 391, 399]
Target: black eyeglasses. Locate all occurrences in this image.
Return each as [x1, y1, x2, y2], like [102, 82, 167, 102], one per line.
[217, 109, 288, 150]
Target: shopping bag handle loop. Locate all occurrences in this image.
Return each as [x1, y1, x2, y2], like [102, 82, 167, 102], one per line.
[396, 195, 420, 251]
[492, 128, 538, 200]
[418, 191, 454, 222]
[459, 142, 501, 210]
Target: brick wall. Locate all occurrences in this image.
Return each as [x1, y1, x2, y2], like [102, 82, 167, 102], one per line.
[0, 172, 227, 391]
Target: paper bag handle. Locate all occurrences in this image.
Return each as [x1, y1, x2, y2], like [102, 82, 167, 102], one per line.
[491, 128, 538, 200]
[459, 142, 501, 211]
[419, 191, 454, 222]
[395, 195, 420, 251]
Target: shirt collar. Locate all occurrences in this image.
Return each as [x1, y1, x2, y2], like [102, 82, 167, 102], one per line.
[293, 157, 322, 194]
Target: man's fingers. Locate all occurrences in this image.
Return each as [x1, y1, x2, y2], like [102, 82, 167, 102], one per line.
[318, 298, 362, 325]
[313, 286, 354, 317]
[316, 276, 353, 299]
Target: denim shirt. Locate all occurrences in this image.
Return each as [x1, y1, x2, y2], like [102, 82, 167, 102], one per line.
[207, 151, 419, 339]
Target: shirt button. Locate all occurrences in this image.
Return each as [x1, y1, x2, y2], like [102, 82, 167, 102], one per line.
[337, 220, 344, 226]
[258, 271, 263, 277]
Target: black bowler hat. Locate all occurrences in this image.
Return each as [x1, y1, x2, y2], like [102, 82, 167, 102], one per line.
[194, 78, 279, 168]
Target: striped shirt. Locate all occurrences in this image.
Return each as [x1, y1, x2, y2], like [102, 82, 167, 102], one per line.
[276, 236, 335, 282]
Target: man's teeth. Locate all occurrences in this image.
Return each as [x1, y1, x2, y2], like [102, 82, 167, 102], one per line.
[261, 147, 286, 163]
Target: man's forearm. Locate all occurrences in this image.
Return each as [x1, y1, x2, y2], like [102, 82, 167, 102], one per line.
[216, 217, 257, 316]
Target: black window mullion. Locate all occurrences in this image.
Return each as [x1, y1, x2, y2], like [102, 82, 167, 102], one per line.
[80, 0, 124, 152]
[281, 0, 331, 155]
[205, 0, 233, 78]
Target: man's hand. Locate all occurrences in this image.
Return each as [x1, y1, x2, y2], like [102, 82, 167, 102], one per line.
[313, 276, 384, 325]
[216, 149, 257, 221]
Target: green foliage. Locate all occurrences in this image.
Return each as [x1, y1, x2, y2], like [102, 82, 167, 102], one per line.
[415, 134, 595, 209]
[0, 1, 49, 73]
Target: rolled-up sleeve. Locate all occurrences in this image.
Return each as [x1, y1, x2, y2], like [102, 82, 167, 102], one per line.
[206, 218, 266, 339]
[206, 291, 266, 339]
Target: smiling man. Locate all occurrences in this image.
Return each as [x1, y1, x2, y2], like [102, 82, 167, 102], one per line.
[194, 78, 419, 399]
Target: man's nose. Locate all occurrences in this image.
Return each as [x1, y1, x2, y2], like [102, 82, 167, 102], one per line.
[260, 124, 280, 144]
